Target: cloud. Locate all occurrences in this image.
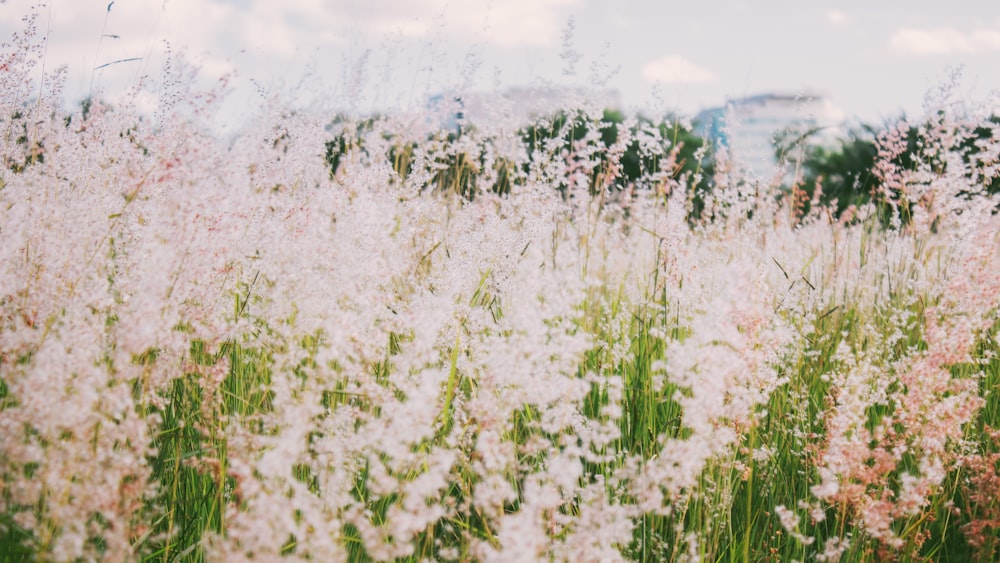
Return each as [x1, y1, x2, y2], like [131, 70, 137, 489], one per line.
[641, 55, 715, 84]
[1, 0, 580, 72]
[824, 10, 849, 26]
[890, 26, 1000, 55]
[0, 0, 582, 111]
[284, 0, 579, 47]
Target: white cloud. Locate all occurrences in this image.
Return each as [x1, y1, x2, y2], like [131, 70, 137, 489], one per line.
[1, 0, 580, 74]
[274, 0, 580, 47]
[641, 55, 715, 84]
[890, 26, 1000, 55]
[825, 10, 849, 26]
[0, 0, 587, 114]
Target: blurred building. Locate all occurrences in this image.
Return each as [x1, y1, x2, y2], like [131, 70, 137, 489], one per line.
[695, 92, 845, 181]
[428, 87, 622, 131]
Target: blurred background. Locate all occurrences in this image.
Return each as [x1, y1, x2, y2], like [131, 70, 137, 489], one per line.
[2, 0, 998, 121]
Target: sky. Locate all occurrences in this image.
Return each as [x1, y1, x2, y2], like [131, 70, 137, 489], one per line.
[2, 0, 999, 126]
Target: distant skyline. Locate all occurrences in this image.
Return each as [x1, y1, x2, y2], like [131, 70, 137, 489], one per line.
[2, 0, 999, 125]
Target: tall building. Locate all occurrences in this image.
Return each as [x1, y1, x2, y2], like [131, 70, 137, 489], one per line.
[695, 92, 845, 182]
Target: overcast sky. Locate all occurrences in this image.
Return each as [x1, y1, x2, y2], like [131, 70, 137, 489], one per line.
[3, 0, 999, 124]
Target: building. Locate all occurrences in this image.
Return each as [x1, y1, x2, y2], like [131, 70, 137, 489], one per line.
[695, 92, 845, 182]
[427, 87, 622, 132]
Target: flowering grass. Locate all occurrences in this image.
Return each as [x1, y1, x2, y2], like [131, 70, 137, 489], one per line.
[2, 11, 1000, 562]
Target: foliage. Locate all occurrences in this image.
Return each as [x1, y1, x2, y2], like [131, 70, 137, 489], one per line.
[325, 108, 713, 208]
[792, 115, 999, 222]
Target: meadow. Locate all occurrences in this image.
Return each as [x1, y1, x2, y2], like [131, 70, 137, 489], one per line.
[2, 11, 1000, 562]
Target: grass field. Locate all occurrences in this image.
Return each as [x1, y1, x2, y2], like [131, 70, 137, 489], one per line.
[2, 11, 1000, 562]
